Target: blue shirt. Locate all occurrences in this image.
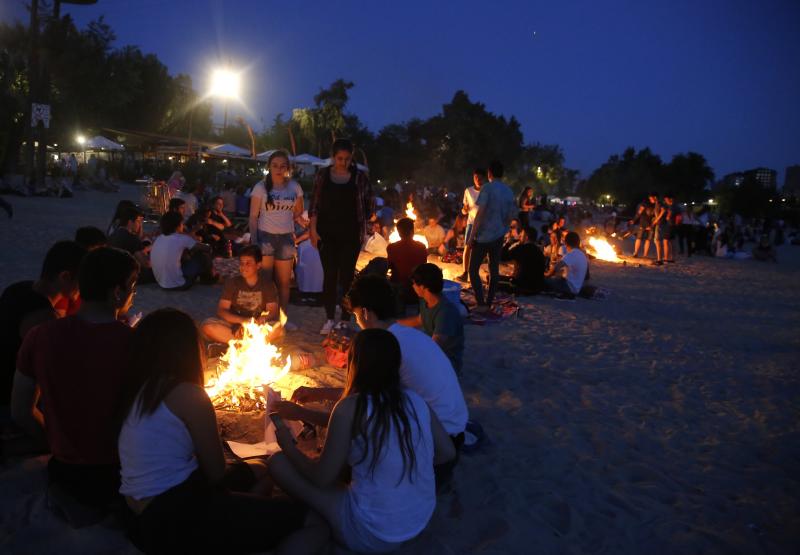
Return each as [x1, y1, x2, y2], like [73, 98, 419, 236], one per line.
[475, 179, 516, 243]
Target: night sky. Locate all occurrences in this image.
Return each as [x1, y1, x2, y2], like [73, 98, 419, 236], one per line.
[3, 0, 799, 184]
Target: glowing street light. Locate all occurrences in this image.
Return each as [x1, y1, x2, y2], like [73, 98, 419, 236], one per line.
[209, 67, 242, 131]
[76, 134, 87, 163]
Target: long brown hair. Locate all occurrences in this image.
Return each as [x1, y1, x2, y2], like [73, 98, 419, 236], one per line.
[118, 308, 205, 425]
[343, 328, 421, 483]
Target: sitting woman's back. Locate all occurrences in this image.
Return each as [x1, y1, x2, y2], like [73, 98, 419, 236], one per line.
[347, 388, 435, 543]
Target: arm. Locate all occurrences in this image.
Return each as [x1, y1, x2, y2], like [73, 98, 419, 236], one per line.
[133, 250, 151, 269]
[544, 259, 565, 278]
[10, 371, 46, 444]
[272, 400, 331, 428]
[276, 396, 355, 487]
[292, 386, 344, 404]
[216, 298, 250, 325]
[470, 205, 486, 244]
[397, 314, 423, 328]
[166, 383, 226, 484]
[430, 409, 456, 465]
[308, 172, 324, 249]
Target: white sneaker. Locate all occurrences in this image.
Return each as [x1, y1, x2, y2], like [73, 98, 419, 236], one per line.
[283, 321, 299, 332]
[319, 319, 335, 335]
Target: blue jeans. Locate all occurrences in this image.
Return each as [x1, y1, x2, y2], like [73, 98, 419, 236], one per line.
[468, 237, 503, 306]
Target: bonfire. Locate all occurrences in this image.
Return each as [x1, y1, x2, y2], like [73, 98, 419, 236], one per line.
[586, 236, 622, 263]
[205, 317, 291, 412]
[388, 201, 429, 247]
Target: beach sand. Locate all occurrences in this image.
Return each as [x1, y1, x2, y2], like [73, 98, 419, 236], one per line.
[1, 186, 798, 554]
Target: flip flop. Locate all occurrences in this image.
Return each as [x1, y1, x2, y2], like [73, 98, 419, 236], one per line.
[461, 420, 487, 454]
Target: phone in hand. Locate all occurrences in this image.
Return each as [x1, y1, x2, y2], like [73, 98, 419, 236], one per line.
[269, 411, 286, 429]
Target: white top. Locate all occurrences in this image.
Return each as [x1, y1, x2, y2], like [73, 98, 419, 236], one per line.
[388, 323, 468, 435]
[119, 400, 198, 500]
[151, 233, 197, 288]
[347, 390, 435, 543]
[251, 179, 303, 234]
[561, 249, 588, 294]
[296, 240, 324, 293]
[463, 186, 480, 224]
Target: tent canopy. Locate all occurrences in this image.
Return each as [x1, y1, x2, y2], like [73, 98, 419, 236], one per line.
[85, 135, 124, 151]
[207, 143, 251, 158]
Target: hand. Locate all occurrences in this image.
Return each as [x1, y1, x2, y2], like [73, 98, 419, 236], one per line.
[310, 229, 319, 249]
[275, 423, 295, 450]
[271, 400, 306, 421]
[291, 386, 317, 404]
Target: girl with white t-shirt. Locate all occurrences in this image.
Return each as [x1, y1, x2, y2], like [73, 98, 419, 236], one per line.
[268, 328, 456, 553]
[249, 151, 304, 327]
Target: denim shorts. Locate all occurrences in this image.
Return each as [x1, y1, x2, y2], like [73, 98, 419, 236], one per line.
[257, 231, 296, 260]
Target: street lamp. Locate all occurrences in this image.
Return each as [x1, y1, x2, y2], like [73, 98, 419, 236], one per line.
[76, 134, 87, 163]
[209, 68, 241, 131]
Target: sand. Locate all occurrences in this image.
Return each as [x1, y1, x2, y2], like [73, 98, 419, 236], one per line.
[1, 185, 798, 554]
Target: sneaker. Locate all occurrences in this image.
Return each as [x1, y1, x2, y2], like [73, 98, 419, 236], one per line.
[554, 292, 576, 301]
[319, 319, 335, 335]
[283, 321, 299, 332]
[652, 260, 664, 266]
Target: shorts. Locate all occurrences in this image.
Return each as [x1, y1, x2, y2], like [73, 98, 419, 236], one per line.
[465, 223, 474, 244]
[664, 225, 676, 240]
[257, 230, 296, 260]
[636, 226, 650, 241]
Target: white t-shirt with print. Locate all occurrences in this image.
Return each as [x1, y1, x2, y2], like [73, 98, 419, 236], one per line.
[463, 186, 480, 225]
[561, 249, 588, 294]
[388, 323, 468, 435]
[151, 233, 197, 289]
[251, 180, 303, 234]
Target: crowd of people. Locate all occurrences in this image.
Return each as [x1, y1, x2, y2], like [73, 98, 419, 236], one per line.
[2, 134, 793, 553]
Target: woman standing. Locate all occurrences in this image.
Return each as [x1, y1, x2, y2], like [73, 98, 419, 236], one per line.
[517, 186, 535, 233]
[249, 150, 304, 329]
[118, 309, 323, 553]
[268, 328, 456, 553]
[309, 139, 373, 335]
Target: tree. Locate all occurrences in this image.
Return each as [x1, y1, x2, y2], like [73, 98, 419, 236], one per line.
[292, 79, 354, 156]
[583, 147, 665, 206]
[662, 152, 714, 203]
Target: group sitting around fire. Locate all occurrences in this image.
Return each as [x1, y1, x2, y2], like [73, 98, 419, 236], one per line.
[0, 146, 604, 553]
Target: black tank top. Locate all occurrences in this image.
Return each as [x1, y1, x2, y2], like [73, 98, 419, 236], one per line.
[317, 170, 359, 241]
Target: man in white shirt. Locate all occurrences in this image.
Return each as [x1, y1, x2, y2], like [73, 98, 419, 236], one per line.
[544, 231, 588, 299]
[151, 211, 216, 290]
[456, 167, 486, 282]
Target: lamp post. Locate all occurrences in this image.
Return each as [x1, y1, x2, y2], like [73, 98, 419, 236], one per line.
[76, 134, 86, 163]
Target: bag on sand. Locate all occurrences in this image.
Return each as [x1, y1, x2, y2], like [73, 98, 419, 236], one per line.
[321, 322, 358, 368]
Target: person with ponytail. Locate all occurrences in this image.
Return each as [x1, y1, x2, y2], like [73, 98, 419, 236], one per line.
[308, 138, 374, 335]
[268, 328, 456, 553]
[249, 150, 304, 330]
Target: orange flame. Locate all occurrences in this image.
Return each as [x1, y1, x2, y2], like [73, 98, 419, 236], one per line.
[587, 237, 622, 263]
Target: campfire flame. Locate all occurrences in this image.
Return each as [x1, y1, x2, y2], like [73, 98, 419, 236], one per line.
[587, 237, 622, 263]
[387, 201, 428, 247]
[405, 201, 417, 221]
[205, 318, 291, 411]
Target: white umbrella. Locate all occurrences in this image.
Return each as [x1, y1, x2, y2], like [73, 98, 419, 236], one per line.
[208, 143, 251, 158]
[85, 135, 124, 151]
[290, 153, 325, 165]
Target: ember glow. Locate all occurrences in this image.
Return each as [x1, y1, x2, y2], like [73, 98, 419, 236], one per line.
[205, 319, 291, 411]
[587, 237, 622, 263]
[405, 201, 417, 220]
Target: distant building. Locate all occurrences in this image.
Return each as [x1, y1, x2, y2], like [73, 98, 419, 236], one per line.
[784, 165, 800, 197]
[744, 167, 777, 189]
[722, 172, 745, 188]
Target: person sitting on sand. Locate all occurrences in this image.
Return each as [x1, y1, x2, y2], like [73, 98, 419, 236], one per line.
[0, 241, 86, 408]
[107, 199, 138, 236]
[108, 205, 156, 284]
[752, 234, 777, 262]
[200, 245, 279, 344]
[150, 211, 217, 290]
[119, 309, 319, 553]
[268, 328, 455, 554]
[52, 228, 108, 318]
[11, 248, 138, 514]
[543, 231, 588, 299]
[274, 274, 467, 486]
[422, 216, 446, 256]
[499, 228, 546, 296]
[397, 263, 465, 375]
[387, 217, 428, 303]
